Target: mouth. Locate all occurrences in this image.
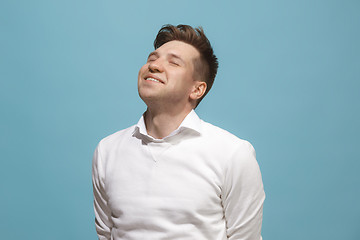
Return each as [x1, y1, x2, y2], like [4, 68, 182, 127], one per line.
[144, 75, 164, 84]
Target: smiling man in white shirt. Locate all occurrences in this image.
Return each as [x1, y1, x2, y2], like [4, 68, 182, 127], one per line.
[92, 24, 265, 240]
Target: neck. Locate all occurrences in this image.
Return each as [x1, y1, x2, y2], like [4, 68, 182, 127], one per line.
[144, 104, 193, 139]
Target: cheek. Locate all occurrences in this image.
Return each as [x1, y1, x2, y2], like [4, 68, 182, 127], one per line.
[138, 65, 148, 81]
[180, 71, 196, 88]
[138, 65, 147, 76]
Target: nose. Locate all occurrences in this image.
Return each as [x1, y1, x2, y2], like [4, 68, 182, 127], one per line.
[148, 58, 164, 73]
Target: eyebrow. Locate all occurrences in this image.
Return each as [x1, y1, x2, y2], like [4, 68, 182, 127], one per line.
[168, 53, 184, 63]
[147, 51, 185, 64]
[147, 51, 159, 59]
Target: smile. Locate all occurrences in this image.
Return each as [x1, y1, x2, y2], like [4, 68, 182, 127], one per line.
[146, 77, 163, 83]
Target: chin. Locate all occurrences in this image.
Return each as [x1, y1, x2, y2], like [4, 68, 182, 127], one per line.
[138, 90, 156, 102]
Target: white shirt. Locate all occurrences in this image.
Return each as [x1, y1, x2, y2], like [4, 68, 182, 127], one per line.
[92, 110, 265, 240]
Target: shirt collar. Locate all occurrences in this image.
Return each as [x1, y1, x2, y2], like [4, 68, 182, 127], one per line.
[133, 109, 202, 142]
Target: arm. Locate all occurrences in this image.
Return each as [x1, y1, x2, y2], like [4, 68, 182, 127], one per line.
[222, 141, 265, 240]
[92, 144, 113, 239]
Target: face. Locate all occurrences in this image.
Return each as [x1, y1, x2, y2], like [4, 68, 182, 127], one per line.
[138, 40, 203, 108]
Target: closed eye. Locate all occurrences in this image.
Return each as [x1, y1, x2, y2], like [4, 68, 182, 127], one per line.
[147, 52, 159, 62]
[170, 61, 180, 66]
[168, 53, 184, 66]
[147, 56, 157, 62]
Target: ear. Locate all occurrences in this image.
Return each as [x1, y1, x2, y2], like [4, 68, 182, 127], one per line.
[190, 81, 207, 101]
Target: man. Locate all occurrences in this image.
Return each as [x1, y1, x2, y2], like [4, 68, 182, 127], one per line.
[92, 24, 265, 240]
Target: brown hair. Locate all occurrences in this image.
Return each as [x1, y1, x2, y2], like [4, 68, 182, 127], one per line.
[154, 24, 218, 107]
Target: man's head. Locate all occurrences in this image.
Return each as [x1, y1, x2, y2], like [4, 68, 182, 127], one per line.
[154, 24, 218, 107]
[138, 24, 218, 109]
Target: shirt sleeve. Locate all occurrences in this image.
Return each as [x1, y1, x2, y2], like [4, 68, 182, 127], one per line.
[222, 141, 265, 240]
[92, 143, 113, 239]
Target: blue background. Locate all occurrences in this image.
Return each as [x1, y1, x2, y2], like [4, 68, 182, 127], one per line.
[1, 0, 359, 239]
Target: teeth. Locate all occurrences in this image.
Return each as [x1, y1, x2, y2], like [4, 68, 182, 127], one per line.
[146, 77, 161, 83]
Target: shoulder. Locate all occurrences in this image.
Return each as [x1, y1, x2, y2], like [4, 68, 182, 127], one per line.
[201, 120, 255, 154]
[97, 125, 136, 151]
[200, 120, 261, 185]
[200, 120, 257, 173]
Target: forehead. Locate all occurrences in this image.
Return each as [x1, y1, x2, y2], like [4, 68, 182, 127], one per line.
[154, 40, 200, 60]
